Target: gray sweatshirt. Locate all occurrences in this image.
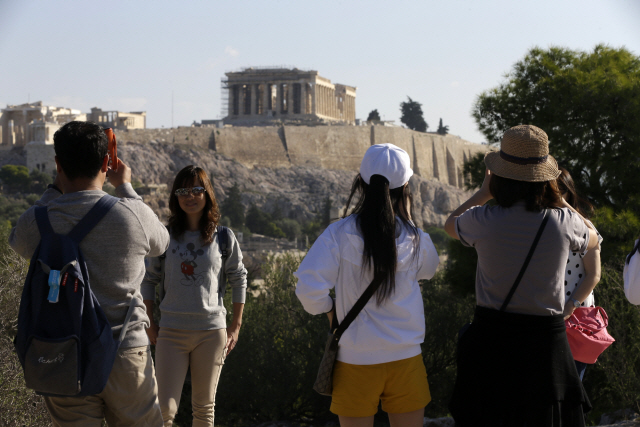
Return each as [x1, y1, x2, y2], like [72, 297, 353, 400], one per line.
[9, 184, 170, 348]
[141, 229, 247, 330]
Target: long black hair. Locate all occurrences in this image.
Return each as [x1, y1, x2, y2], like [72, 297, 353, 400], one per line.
[343, 173, 419, 304]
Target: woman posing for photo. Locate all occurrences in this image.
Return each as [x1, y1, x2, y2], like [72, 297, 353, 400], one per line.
[142, 165, 247, 427]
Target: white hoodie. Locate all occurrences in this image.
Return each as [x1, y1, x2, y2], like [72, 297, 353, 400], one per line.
[294, 216, 439, 365]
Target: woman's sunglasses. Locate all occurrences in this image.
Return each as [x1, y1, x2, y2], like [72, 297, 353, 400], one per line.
[175, 187, 206, 197]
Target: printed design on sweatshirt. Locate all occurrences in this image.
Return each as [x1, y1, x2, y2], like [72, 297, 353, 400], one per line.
[172, 243, 205, 286]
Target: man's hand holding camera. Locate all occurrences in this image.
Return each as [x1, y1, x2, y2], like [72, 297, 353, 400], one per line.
[106, 158, 132, 188]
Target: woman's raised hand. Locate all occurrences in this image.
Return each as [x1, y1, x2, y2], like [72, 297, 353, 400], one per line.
[479, 168, 493, 199]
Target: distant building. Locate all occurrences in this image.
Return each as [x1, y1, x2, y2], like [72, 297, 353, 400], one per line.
[87, 107, 146, 130]
[223, 67, 356, 125]
[0, 102, 147, 148]
[0, 101, 85, 147]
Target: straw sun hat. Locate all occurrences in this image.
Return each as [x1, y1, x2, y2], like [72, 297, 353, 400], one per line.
[484, 124, 560, 182]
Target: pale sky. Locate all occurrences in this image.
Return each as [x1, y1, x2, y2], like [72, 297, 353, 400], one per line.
[1, 0, 638, 144]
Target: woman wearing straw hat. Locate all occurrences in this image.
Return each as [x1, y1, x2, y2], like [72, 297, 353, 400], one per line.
[444, 125, 598, 426]
[295, 143, 440, 427]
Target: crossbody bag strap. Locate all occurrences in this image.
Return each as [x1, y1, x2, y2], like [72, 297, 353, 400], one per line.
[500, 209, 550, 312]
[332, 273, 385, 341]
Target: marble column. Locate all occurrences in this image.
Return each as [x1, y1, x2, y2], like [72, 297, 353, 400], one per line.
[275, 82, 282, 115]
[300, 83, 306, 115]
[249, 84, 255, 116]
[311, 84, 317, 115]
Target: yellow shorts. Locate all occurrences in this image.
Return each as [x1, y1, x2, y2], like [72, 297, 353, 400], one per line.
[330, 354, 431, 417]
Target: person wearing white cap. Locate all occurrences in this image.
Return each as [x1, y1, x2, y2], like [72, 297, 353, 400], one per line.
[295, 143, 440, 427]
[444, 125, 599, 426]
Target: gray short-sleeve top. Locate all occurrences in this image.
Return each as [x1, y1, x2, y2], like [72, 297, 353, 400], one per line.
[456, 202, 590, 316]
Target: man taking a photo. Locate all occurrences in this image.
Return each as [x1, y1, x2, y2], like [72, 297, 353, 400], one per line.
[10, 121, 169, 426]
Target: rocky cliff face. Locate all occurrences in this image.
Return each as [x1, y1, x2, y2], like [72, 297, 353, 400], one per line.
[119, 142, 472, 228]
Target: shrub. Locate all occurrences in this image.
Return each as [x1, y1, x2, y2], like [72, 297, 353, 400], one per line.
[424, 226, 453, 254]
[581, 264, 640, 423]
[275, 218, 302, 241]
[0, 195, 32, 226]
[0, 165, 31, 193]
[215, 252, 335, 425]
[0, 223, 50, 426]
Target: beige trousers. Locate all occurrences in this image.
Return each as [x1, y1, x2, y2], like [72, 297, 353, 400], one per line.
[44, 345, 163, 427]
[155, 327, 227, 427]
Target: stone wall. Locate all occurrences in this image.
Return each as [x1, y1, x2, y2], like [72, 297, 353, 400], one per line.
[186, 125, 486, 188]
[22, 125, 487, 189]
[25, 143, 57, 174]
[284, 126, 371, 170]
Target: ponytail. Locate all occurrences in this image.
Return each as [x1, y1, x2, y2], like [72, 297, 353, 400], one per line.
[344, 173, 419, 305]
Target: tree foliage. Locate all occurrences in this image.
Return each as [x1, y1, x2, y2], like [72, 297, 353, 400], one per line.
[0, 165, 31, 192]
[462, 152, 486, 191]
[245, 204, 285, 238]
[473, 45, 640, 209]
[220, 182, 245, 228]
[0, 224, 50, 425]
[436, 118, 449, 135]
[400, 97, 428, 132]
[367, 109, 381, 122]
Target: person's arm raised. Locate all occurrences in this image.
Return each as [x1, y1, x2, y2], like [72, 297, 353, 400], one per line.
[106, 158, 131, 188]
[563, 245, 601, 319]
[444, 169, 494, 240]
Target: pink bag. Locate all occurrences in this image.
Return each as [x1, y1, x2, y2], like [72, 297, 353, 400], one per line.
[565, 306, 615, 364]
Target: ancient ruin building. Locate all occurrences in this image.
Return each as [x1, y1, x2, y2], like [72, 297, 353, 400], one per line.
[87, 108, 146, 130]
[0, 102, 147, 147]
[0, 102, 85, 146]
[223, 67, 356, 125]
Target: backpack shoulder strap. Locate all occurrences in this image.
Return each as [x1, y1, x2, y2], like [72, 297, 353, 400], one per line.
[34, 206, 55, 237]
[67, 195, 120, 243]
[217, 225, 229, 259]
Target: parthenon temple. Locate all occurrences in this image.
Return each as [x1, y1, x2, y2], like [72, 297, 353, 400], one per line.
[223, 67, 356, 125]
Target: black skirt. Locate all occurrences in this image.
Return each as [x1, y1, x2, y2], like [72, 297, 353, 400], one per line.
[449, 306, 591, 427]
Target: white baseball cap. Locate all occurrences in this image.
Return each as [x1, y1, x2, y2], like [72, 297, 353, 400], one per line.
[359, 143, 413, 189]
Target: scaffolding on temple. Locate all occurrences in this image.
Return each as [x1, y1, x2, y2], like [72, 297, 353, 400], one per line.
[219, 77, 229, 119]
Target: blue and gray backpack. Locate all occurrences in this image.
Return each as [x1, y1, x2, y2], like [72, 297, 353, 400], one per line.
[14, 195, 134, 397]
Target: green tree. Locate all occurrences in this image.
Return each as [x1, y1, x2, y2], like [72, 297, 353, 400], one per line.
[462, 152, 486, 191]
[400, 97, 428, 132]
[220, 183, 245, 228]
[245, 204, 269, 234]
[29, 169, 53, 194]
[436, 118, 449, 135]
[0, 165, 31, 193]
[473, 45, 640, 209]
[366, 109, 381, 122]
[275, 218, 302, 241]
[319, 196, 332, 228]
